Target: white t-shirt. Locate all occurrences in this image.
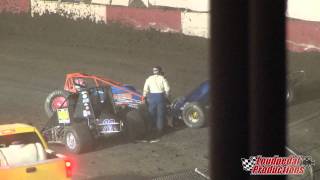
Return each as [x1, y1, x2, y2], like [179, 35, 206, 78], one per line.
[143, 75, 170, 96]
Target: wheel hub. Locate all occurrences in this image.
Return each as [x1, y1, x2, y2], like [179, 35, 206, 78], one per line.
[51, 96, 68, 110]
[66, 132, 76, 150]
[188, 111, 199, 123]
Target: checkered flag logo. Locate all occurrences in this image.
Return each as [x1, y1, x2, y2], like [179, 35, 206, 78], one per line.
[241, 156, 257, 171]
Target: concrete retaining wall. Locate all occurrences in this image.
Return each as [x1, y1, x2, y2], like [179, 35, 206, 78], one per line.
[28, 0, 207, 37]
[106, 6, 181, 32]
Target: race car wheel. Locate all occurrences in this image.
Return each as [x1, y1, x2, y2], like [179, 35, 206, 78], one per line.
[125, 109, 147, 141]
[44, 90, 69, 118]
[64, 121, 93, 154]
[182, 102, 205, 128]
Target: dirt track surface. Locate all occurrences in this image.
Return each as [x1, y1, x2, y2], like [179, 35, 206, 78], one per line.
[1, 14, 320, 179]
[0, 14, 209, 179]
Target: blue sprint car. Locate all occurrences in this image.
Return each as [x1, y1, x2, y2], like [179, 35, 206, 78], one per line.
[170, 80, 210, 128]
[169, 71, 305, 128]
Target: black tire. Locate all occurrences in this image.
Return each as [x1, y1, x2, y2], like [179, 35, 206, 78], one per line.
[286, 86, 294, 105]
[64, 121, 93, 154]
[44, 90, 69, 118]
[182, 102, 205, 128]
[170, 96, 185, 120]
[125, 109, 147, 141]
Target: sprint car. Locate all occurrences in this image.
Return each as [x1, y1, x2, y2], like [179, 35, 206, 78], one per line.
[42, 73, 149, 153]
[170, 80, 210, 128]
[170, 70, 305, 128]
[44, 73, 143, 118]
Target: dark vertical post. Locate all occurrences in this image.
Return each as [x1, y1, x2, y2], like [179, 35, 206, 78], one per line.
[249, 0, 286, 179]
[211, 1, 249, 179]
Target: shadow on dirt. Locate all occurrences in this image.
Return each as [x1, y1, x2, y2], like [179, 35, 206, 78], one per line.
[92, 123, 188, 152]
[93, 135, 128, 152]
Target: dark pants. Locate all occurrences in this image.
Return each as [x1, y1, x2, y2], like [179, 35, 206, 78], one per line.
[147, 93, 166, 133]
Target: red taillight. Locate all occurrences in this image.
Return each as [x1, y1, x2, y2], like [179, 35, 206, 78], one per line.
[65, 160, 72, 178]
[65, 161, 71, 167]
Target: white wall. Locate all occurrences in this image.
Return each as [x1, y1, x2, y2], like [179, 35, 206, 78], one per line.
[287, 0, 320, 21]
[31, 0, 58, 16]
[181, 11, 210, 38]
[149, 0, 209, 12]
[31, 0, 106, 23]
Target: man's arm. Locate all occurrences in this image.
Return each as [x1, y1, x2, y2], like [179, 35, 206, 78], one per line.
[143, 78, 149, 97]
[163, 77, 170, 97]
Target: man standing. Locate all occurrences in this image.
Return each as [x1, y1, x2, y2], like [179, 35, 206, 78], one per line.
[143, 66, 170, 139]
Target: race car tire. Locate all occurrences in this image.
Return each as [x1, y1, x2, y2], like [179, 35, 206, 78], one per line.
[182, 102, 205, 128]
[170, 96, 185, 119]
[64, 121, 93, 154]
[44, 90, 69, 118]
[125, 109, 147, 141]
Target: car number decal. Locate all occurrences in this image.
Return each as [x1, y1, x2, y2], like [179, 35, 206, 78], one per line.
[57, 108, 71, 124]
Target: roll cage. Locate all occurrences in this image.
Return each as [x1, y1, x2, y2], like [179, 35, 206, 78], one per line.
[63, 73, 144, 101]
